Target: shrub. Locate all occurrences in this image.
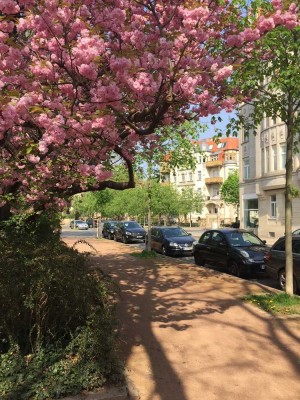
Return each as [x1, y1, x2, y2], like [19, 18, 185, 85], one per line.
[0, 213, 121, 399]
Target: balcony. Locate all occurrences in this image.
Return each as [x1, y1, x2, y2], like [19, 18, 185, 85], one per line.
[206, 160, 223, 168]
[205, 177, 223, 185]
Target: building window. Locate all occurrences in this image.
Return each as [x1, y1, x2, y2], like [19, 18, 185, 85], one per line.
[188, 172, 193, 181]
[197, 171, 202, 181]
[244, 158, 249, 180]
[272, 145, 277, 171]
[266, 147, 270, 173]
[181, 174, 185, 182]
[270, 195, 277, 218]
[244, 199, 258, 228]
[272, 116, 277, 125]
[261, 148, 265, 175]
[280, 144, 286, 169]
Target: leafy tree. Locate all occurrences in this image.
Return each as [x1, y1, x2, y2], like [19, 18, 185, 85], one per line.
[230, 16, 300, 295]
[220, 170, 239, 214]
[0, 0, 295, 219]
[178, 187, 205, 226]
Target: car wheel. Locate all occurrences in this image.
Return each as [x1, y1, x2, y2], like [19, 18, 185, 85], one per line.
[122, 235, 128, 244]
[114, 234, 118, 242]
[194, 252, 204, 266]
[279, 270, 298, 294]
[230, 261, 242, 277]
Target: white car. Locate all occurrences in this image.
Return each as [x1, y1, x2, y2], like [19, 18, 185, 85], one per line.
[70, 220, 89, 230]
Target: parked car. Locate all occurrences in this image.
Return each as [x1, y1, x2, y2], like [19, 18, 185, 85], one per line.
[114, 221, 146, 243]
[69, 220, 89, 230]
[85, 218, 94, 228]
[193, 229, 268, 277]
[102, 221, 117, 240]
[292, 228, 300, 235]
[264, 235, 300, 294]
[147, 226, 196, 257]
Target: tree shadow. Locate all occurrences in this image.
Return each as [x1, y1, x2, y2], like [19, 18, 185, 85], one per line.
[75, 239, 300, 400]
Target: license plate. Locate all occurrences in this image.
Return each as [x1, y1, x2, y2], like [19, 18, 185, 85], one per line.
[183, 246, 192, 250]
[136, 236, 142, 238]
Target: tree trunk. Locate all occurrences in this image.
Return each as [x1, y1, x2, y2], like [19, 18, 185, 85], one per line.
[97, 214, 102, 239]
[285, 114, 294, 295]
[0, 203, 12, 221]
[146, 162, 152, 252]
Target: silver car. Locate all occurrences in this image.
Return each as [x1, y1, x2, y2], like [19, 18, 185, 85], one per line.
[70, 220, 89, 230]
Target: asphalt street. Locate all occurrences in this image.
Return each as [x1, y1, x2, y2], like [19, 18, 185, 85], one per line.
[61, 225, 280, 292]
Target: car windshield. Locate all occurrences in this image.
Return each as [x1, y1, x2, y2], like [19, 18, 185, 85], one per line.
[108, 222, 116, 227]
[123, 222, 142, 229]
[225, 231, 263, 247]
[163, 228, 189, 238]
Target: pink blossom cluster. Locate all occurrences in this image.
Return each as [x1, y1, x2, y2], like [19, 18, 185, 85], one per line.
[0, 0, 298, 211]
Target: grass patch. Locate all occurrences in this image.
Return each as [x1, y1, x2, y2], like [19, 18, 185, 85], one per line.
[244, 292, 300, 316]
[130, 250, 157, 258]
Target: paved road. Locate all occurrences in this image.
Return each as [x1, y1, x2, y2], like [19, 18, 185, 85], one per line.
[61, 226, 280, 292]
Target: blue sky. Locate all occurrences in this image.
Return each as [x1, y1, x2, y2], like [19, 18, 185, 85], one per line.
[200, 110, 237, 139]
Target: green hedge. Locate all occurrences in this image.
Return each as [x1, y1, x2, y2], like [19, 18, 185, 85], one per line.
[0, 213, 121, 399]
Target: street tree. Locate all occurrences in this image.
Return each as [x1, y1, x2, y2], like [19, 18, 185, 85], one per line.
[0, 0, 296, 220]
[230, 9, 300, 295]
[178, 187, 205, 226]
[220, 170, 240, 215]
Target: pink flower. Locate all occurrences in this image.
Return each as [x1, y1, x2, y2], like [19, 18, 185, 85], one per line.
[213, 65, 233, 82]
[226, 34, 244, 47]
[78, 63, 98, 80]
[0, 0, 20, 14]
[258, 17, 275, 33]
[242, 28, 260, 42]
[27, 155, 40, 164]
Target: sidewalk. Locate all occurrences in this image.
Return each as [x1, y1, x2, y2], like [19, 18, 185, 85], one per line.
[64, 238, 300, 400]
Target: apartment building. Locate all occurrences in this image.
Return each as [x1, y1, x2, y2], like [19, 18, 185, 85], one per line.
[162, 137, 239, 227]
[239, 105, 300, 240]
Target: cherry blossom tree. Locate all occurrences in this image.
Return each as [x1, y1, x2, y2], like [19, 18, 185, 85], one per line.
[0, 0, 297, 218]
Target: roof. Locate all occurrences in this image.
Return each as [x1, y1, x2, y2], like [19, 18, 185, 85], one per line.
[197, 137, 239, 152]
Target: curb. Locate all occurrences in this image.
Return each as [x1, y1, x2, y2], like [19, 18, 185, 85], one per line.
[61, 386, 128, 400]
[61, 372, 140, 400]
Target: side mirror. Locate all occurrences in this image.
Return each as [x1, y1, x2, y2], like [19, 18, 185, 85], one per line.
[188, 233, 192, 236]
[262, 240, 267, 245]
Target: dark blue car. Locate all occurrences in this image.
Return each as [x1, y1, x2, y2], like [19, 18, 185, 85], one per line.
[147, 226, 196, 257]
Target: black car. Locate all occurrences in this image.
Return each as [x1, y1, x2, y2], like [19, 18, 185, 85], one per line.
[114, 221, 146, 243]
[102, 221, 117, 240]
[193, 229, 268, 277]
[85, 218, 94, 228]
[264, 235, 300, 294]
[147, 226, 196, 257]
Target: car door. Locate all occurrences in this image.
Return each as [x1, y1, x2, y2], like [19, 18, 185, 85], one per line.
[196, 231, 212, 264]
[270, 238, 285, 271]
[209, 231, 229, 269]
[292, 238, 300, 284]
[150, 228, 159, 251]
